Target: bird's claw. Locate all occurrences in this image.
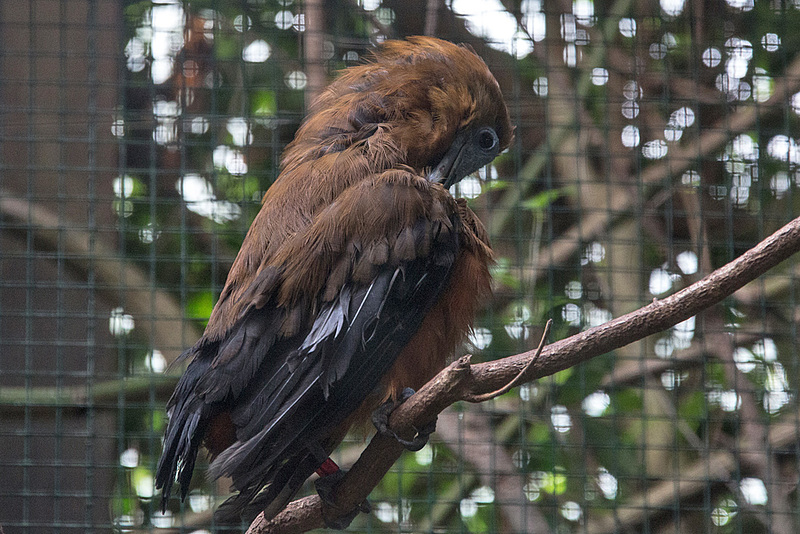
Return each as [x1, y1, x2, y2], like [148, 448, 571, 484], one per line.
[372, 387, 437, 452]
[314, 469, 371, 530]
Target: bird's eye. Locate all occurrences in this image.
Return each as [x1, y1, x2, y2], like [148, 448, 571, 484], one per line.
[477, 128, 498, 152]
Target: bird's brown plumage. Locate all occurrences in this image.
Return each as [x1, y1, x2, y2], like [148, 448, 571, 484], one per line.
[156, 36, 512, 523]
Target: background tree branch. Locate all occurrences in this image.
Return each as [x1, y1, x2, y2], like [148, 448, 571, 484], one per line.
[0, 188, 202, 364]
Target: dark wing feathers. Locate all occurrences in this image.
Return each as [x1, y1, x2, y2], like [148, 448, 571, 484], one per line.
[156, 171, 461, 521]
[155, 303, 286, 503]
[214, 249, 457, 522]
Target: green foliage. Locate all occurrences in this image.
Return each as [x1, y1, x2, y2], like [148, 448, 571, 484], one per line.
[252, 90, 277, 116]
[521, 187, 569, 213]
[186, 291, 215, 323]
[490, 257, 522, 290]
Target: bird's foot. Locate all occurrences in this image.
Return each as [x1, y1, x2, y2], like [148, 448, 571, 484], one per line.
[314, 464, 371, 530]
[372, 387, 437, 452]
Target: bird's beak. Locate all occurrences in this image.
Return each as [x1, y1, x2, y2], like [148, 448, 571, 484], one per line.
[427, 132, 468, 189]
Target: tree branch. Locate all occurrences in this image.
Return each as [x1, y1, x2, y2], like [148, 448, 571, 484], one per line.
[245, 216, 800, 533]
[0, 188, 202, 364]
[0, 374, 178, 409]
[303, 0, 326, 108]
[584, 420, 800, 534]
[435, 407, 552, 533]
[503, 46, 800, 285]
[424, 0, 440, 36]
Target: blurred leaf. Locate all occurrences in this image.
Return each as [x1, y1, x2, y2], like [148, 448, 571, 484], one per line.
[614, 388, 643, 412]
[461, 506, 489, 532]
[484, 178, 508, 191]
[490, 257, 522, 290]
[674, 393, 704, 444]
[187, 291, 215, 322]
[124, 1, 153, 24]
[112, 494, 139, 517]
[215, 35, 239, 61]
[552, 367, 573, 386]
[252, 90, 277, 117]
[541, 470, 567, 495]
[152, 410, 166, 433]
[521, 188, 568, 212]
[528, 422, 551, 444]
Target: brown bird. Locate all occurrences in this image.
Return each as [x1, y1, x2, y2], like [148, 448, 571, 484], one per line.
[156, 36, 512, 525]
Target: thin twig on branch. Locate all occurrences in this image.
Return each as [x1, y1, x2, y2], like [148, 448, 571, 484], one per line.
[245, 215, 800, 533]
[463, 319, 551, 403]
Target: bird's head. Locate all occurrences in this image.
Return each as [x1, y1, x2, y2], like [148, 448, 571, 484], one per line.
[286, 36, 513, 189]
[424, 117, 507, 189]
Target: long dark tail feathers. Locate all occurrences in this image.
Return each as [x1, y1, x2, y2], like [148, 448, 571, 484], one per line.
[213, 449, 319, 525]
[155, 404, 205, 512]
[214, 484, 264, 525]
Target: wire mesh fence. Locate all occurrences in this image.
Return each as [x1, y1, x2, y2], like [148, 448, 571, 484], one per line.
[2, 0, 800, 532]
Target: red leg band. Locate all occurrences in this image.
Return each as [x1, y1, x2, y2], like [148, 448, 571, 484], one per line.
[315, 457, 340, 477]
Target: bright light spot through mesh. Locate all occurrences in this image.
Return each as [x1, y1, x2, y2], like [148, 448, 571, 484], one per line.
[460, 497, 478, 517]
[702, 47, 722, 67]
[234, 14, 251, 32]
[619, 18, 636, 37]
[661, 0, 686, 17]
[189, 492, 214, 513]
[565, 281, 582, 299]
[650, 268, 673, 295]
[762, 33, 780, 51]
[597, 468, 618, 499]
[274, 10, 293, 30]
[243, 39, 271, 62]
[726, 0, 754, 11]
[573, 0, 594, 24]
[109, 307, 135, 336]
[451, 175, 482, 199]
[151, 511, 173, 529]
[771, 171, 791, 198]
[582, 391, 611, 417]
[415, 444, 433, 466]
[468, 327, 492, 350]
[734, 347, 757, 373]
[452, 0, 533, 58]
[120, 448, 139, 468]
[113, 175, 136, 198]
[533, 76, 548, 96]
[285, 70, 308, 90]
[227, 118, 252, 146]
[561, 501, 582, 522]
[676, 251, 698, 274]
[521, 0, 547, 41]
[740, 478, 768, 505]
[592, 67, 609, 85]
[176, 173, 242, 223]
[551, 405, 572, 433]
[146, 350, 167, 373]
[622, 125, 640, 147]
[643, 139, 668, 159]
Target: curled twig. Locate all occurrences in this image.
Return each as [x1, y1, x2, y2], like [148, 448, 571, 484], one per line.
[463, 319, 552, 403]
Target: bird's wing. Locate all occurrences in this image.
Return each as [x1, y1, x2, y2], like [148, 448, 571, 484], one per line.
[156, 169, 462, 520]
